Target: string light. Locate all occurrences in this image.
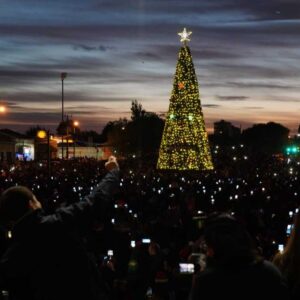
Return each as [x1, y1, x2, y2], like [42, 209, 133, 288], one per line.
[157, 30, 213, 171]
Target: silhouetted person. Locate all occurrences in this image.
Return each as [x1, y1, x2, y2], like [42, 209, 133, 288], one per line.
[0, 156, 119, 300]
[190, 214, 288, 300]
[274, 209, 300, 299]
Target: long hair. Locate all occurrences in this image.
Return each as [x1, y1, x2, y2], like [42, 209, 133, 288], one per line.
[274, 211, 300, 287]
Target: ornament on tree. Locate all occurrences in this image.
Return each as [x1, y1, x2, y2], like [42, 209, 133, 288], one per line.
[178, 82, 185, 90]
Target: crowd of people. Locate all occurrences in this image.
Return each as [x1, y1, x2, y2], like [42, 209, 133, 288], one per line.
[0, 154, 300, 299]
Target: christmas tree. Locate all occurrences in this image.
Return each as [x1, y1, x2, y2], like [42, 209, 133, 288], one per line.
[157, 28, 213, 171]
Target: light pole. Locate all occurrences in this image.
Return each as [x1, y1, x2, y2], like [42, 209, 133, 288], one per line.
[73, 121, 79, 159]
[37, 130, 51, 178]
[61, 72, 67, 121]
[66, 116, 70, 160]
[61, 72, 67, 159]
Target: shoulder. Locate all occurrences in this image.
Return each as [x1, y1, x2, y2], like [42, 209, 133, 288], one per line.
[258, 260, 283, 278]
[194, 267, 220, 286]
[191, 268, 218, 299]
[273, 252, 285, 270]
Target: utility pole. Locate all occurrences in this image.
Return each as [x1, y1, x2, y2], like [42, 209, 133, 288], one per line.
[61, 72, 67, 159]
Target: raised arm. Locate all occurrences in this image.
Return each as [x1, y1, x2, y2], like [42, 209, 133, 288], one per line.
[42, 156, 120, 228]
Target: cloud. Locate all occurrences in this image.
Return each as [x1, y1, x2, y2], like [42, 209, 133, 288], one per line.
[1, 0, 300, 133]
[216, 96, 249, 101]
[73, 44, 113, 52]
[243, 106, 264, 110]
[135, 51, 162, 60]
[202, 104, 221, 108]
[227, 82, 295, 89]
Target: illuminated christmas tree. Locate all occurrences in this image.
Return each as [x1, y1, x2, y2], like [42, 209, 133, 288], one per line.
[157, 28, 213, 171]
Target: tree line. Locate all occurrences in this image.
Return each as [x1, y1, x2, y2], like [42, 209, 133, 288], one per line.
[26, 100, 291, 157]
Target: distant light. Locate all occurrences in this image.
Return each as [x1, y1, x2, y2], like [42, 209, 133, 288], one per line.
[73, 121, 79, 127]
[37, 130, 47, 139]
[0, 106, 6, 113]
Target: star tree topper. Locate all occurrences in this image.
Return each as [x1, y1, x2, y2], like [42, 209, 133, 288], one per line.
[178, 28, 192, 44]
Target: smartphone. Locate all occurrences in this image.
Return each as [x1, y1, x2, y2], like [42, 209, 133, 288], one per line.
[179, 263, 194, 274]
[278, 244, 284, 253]
[286, 224, 293, 235]
[142, 238, 151, 244]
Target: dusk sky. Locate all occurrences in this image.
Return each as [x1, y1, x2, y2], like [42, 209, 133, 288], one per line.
[1, 0, 300, 133]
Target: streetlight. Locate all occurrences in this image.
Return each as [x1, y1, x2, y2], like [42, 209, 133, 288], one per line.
[73, 121, 79, 158]
[37, 130, 51, 177]
[0, 106, 6, 113]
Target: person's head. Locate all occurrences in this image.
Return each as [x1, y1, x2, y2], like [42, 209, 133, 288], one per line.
[203, 213, 258, 267]
[0, 186, 42, 227]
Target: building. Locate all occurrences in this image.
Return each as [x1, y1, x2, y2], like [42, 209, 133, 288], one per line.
[57, 144, 113, 160]
[0, 129, 35, 162]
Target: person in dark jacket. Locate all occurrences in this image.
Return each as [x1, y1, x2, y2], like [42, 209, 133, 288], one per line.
[0, 156, 119, 300]
[190, 213, 289, 300]
[273, 208, 300, 299]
